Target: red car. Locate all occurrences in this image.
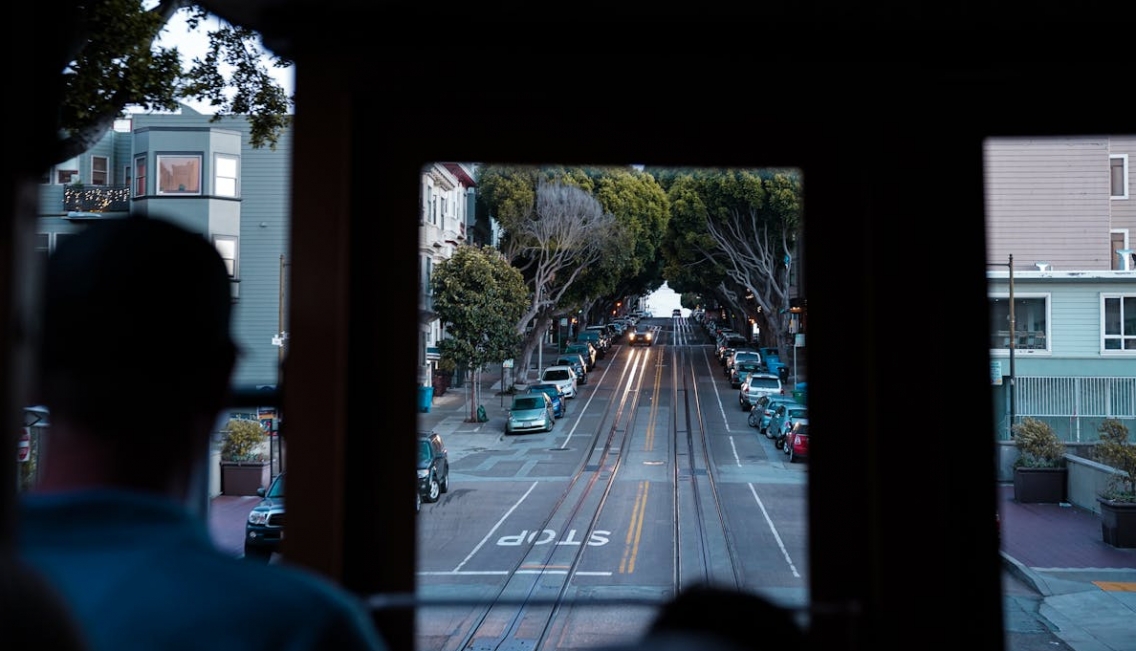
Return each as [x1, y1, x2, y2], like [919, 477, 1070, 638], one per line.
[784, 420, 809, 463]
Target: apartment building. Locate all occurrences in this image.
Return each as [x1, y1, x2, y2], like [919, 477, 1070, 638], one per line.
[985, 135, 1136, 443]
[36, 106, 292, 394]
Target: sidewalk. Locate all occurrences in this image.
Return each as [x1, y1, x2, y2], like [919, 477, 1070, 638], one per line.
[997, 484, 1136, 651]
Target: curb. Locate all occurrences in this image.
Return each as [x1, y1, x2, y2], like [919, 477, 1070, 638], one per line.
[1000, 550, 1051, 597]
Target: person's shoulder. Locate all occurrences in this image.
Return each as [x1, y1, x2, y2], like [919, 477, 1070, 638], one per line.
[223, 561, 389, 650]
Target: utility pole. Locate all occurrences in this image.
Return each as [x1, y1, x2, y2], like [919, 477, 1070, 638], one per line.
[273, 254, 290, 477]
[1008, 254, 1016, 429]
[991, 254, 1016, 433]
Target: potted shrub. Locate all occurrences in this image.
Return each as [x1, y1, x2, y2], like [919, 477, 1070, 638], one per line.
[433, 356, 456, 396]
[220, 418, 269, 496]
[1095, 418, 1136, 548]
[1011, 417, 1067, 504]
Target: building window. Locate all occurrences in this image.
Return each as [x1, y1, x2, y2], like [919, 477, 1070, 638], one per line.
[213, 235, 238, 280]
[1111, 155, 1129, 199]
[1112, 230, 1132, 270]
[134, 157, 147, 197]
[989, 294, 1049, 350]
[215, 153, 239, 198]
[157, 154, 202, 195]
[56, 157, 79, 185]
[123, 165, 131, 187]
[91, 156, 109, 186]
[1103, 294, 1136, 351]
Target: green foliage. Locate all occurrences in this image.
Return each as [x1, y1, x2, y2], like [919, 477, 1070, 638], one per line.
[1097, 419, 1136, 502]
[478, 165, 669, 307]
[431, 245, 528, 368]
[221, 418, 267, 462]
[1011, 417, 1066, 468]
[51, 1, 293, 167]
[659, 168, 802, 320]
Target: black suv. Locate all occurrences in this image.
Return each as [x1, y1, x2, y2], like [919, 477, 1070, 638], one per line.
[244, 471, 285, 562]
[417, 430, 450, 503]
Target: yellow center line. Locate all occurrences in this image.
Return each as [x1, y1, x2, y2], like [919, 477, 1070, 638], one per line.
[619, 480, 649, 574]
[1093, 581, 1136, 592]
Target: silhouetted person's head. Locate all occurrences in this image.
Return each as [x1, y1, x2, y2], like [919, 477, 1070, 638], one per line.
[37, 215, 237, 493]
[646, 583, 806, 651]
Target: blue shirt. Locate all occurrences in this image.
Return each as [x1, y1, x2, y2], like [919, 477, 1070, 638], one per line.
[19, 490, 388, 651]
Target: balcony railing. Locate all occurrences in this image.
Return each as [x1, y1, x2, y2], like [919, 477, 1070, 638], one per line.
[63, 184, 131, 213]
[992, 330, 1047, 350]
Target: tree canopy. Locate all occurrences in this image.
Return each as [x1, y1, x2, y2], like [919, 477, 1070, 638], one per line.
[43, 0, 293, 170]
[659, 167, 802, 350]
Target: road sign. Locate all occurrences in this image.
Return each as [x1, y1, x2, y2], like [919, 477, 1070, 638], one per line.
[17, 427, 30, 463]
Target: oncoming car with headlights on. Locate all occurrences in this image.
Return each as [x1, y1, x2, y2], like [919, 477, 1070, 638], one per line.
[628, 327, 654, 346]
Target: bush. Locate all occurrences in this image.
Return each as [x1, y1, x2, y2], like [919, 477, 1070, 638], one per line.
[1011, 417, 1066, 469]
[1097, 419, 1136, 503]
[221, 418, 267, 462]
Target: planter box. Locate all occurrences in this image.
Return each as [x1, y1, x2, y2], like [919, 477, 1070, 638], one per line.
[1013, 467, 1067, 504]
[220, 461, 270, 497]
[1097, 498, 1136, 548]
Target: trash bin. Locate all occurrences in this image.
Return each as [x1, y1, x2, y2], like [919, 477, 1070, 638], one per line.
[418, 385, 434, 413]
[792, 382, 807, 405]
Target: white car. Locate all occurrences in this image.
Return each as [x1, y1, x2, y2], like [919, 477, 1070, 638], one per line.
[540, 365, 578, 399]
[738, 372, 783, 411]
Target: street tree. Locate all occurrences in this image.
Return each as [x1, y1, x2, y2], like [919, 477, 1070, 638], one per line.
[430, 244, 529, 421]
[695, 169, 802, 357]
[558, 167, 669, 326]
[658, 170, 731, 315]
[477, 168, 621, 384]
[38, 0, 292, 171]
[659, 168, 802, 354]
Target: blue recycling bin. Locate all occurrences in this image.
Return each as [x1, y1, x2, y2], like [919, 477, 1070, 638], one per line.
[418, 385, 434, 413]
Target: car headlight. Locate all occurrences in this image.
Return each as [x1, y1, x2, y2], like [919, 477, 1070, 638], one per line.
[247, 510, 270, 526]
[417, 468, 429, 479]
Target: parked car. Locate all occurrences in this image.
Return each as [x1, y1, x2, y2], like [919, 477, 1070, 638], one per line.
[554, 354, 588, 385]
[768, 402, 808, 449]
[747, 394, 799, 434]
[726, 349, 761, 378]
[738, 372, 783, 411]
[564, 341, 597, 370]
[784, 419, 809, 462]
[584, 325, 612, 349]
[528, 383, 566, 418]
[244, 471, 285, 562]
[717, 334, 748, 362]
[576, 330, 607, 357]
[506, 392, 556, 435]
[417, 430, 450, 503]
[730, 359, 764, 389]
[628, 327, 654, 346]
[606, 322, 627, 339]
[540, 365, 578, 399]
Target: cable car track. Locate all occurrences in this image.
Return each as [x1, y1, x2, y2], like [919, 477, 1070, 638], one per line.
[415, 318, 748, 650]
